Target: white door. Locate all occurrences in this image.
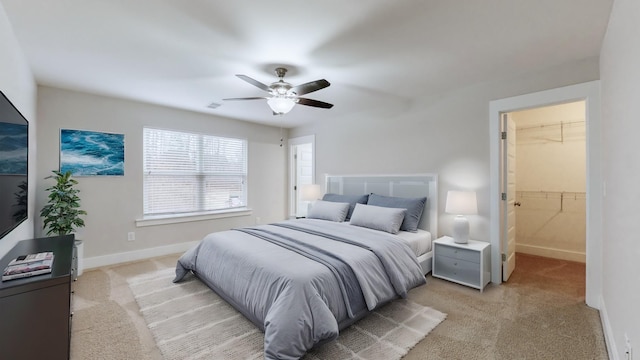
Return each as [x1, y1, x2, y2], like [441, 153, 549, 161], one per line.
[288, 136, 315, 218]
[502, 113, 517, 281]
[295, 143, 313, 217]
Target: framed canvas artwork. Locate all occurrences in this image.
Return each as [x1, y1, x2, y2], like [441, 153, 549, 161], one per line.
[60, 129, 124, 176]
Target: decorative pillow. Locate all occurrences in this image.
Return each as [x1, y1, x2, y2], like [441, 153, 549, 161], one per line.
[367, 193, 427, 232]
[307, 200, 350, 222]
[349, 203, 406, 234]
[321, 193, 369, 221]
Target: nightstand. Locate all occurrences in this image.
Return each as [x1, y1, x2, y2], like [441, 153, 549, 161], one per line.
[432, 236, 491, 292]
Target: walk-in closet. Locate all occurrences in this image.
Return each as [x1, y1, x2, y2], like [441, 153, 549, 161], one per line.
[510, 101, 586, 264]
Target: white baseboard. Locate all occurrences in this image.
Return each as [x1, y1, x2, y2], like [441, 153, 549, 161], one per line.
[516, 244, 586, 263]
[599, 296, 618, 360]
[83, 241, 198, 270]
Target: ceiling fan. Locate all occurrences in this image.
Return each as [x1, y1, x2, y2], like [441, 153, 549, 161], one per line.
[223, 67, 333, 115]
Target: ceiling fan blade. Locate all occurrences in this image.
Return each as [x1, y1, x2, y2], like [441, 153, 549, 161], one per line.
[297, 97, 334, 109]
[236, 75, 271, 92]
[291, 79, 330, 96]
[223, 96, 268, 101]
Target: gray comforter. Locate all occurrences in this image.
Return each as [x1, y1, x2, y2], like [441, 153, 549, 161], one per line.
[174, 219, 426, 359]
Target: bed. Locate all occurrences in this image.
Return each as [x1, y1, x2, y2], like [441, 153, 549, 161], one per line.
[174, 174, 438, 359]
[325, 174, 438, 274]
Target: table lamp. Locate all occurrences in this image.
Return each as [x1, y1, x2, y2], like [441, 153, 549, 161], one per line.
[300, 184, 322, 216]
[445, 190, 477, 244]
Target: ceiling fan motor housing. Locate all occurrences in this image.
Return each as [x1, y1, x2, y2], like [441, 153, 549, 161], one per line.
[271, 81, 293, 96]
[272, 68, 294, 96]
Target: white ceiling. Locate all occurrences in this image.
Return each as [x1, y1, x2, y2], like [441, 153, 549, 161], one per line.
[1, 0, 612, 128]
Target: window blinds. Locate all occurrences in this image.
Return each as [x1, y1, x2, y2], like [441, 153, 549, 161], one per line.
[143, 128, 247, 216]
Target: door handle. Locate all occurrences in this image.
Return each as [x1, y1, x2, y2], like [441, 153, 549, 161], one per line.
[514, 202, 521, 207]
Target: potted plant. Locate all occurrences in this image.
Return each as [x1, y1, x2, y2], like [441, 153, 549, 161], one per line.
[40, 170, 87, 236]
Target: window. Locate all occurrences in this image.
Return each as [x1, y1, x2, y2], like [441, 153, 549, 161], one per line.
[143, 128, 247, 217]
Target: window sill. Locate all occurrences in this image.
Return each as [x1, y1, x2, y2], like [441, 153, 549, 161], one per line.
[136, 208, 252, 227]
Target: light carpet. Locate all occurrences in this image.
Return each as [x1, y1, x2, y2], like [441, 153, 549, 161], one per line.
[128, 268, 446, 360]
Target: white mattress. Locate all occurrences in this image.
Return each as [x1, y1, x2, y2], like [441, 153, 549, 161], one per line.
[395, 229, 432, 257]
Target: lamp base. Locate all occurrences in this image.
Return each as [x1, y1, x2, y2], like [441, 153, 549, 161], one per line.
[306, 201, 313, 217]
[452, 215, 469, 244]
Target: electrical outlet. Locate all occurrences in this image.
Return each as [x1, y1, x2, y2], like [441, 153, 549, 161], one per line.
[625, 333, 633, 360]
[127, 232, 135, 241]
[255, 217, 261, 225]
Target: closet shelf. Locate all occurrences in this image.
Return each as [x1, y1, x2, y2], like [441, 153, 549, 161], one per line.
[516, 120, 585, 143]
[515, 190, 586, 211]
[516, 190, 586, 199]
[517, 120, 584, 133]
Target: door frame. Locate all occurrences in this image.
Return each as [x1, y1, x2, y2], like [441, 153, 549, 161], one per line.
[489, 81, 602, 308]
[288, 135, 316, 218]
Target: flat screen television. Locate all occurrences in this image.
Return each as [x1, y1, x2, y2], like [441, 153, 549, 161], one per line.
[0, 91, 28, 239]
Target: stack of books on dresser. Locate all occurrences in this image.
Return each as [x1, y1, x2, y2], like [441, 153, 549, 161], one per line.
[2, 252, 55, 281]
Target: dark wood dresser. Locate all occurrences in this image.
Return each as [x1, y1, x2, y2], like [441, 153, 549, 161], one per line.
[0, 234, 74, 360]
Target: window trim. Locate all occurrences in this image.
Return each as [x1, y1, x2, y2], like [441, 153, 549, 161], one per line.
[136, 207, 252, 227]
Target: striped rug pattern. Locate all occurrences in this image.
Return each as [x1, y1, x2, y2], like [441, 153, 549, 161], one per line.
[128, 268, 446, 360]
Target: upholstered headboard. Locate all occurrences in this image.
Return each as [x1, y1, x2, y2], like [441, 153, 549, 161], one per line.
[324, 174, 438, 236]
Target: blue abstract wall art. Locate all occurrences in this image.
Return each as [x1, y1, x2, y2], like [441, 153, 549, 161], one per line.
[60, 129, 124, 176]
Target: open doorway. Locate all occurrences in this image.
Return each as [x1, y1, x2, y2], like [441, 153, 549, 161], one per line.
[489, 81, 602, 308]
[503, 101, 587, 295]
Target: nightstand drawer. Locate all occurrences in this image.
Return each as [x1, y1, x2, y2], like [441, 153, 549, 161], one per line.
[435, 244, 480, 263]
[433, 256, 481, 286]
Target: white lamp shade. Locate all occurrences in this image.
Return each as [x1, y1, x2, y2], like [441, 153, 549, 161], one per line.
[445, 190, 477, 215]
[267, 97, 296, 114]
[300, 184, 322, 202]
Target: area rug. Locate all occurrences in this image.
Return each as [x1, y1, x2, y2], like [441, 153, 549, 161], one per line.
[128, 268, 446, 360]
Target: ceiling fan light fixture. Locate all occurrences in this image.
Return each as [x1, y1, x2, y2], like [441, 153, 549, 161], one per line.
[268, 97, 296, 115]
[225, 67, 333, 114]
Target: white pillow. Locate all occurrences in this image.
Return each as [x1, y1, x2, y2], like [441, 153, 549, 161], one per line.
[307, 200, 350, 222]
[349, 203, 406, 234]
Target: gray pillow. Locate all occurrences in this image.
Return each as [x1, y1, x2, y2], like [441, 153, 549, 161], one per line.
[349, 203, 406, 234]
[321, 193, 369, 221]
[307, 200, 350, 222]
[367, 193, 427, 232]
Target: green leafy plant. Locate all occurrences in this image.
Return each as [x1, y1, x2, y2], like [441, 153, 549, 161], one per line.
[40, 170, 87, 236]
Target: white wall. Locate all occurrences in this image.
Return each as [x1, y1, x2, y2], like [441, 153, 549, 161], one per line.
[512, 102, 587, 262]
[0, 4, 36, 257]
[35, 86, 287, 263]
[290, 58, 600, 243]
[600, 0, 640, 358]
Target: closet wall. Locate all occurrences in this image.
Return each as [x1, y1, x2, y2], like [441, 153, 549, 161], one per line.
[511, 101, 586, 262]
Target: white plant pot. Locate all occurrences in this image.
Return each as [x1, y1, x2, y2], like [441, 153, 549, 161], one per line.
[74, 239, 84, 277]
